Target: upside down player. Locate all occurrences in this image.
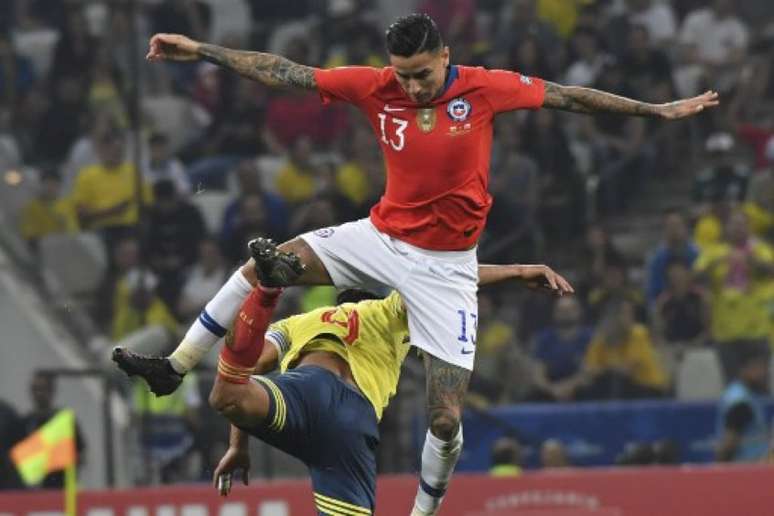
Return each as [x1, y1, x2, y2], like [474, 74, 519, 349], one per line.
[116, 13, 718, 515]
[209, 258, 572, 515]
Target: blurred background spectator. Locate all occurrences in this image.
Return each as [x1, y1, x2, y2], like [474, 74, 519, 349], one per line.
[0, 399, 24, 490]
[20, 371, 86, 488]
[540, 439, 571, 469]
[530, 296, 593, 402]
[489, 437, 524, 477]
[581, 300, 668, 400]
[716, 348, 770, 462]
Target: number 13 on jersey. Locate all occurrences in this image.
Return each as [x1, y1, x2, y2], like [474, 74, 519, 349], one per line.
[378, 113, 408, 151]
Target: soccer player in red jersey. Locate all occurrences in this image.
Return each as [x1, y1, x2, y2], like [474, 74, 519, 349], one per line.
[120, 13, 718, 515]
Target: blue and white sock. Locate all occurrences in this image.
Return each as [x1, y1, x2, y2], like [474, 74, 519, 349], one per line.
[169, 270, 252, 373]
[412, 426, 463, 515]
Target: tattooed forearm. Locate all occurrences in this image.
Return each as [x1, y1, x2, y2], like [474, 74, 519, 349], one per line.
[198, 44, 316, 90]
[543, 81, 659, 117]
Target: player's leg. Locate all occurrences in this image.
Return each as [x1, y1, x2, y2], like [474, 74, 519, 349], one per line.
[208, 374, 272, 428]
[167, 238, 310, 374]
[207, 278, 285, 426]
[112, 238, 309, 394]
[308, 372, 379, 515]
[412, 353, 470, 516]
[394, 244, 478, 516]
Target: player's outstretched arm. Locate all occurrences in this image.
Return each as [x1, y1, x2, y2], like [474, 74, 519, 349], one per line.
[542, 82, 719, 120]
[478, 264, 574, 295]
[146, 33, 316, 90]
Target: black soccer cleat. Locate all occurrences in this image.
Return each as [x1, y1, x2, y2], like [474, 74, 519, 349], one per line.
[248, 237, 305, 288]
[111, 347, 184, 396]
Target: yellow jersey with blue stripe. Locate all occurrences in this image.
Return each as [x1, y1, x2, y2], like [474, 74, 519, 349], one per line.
[265, 291, 409, 420]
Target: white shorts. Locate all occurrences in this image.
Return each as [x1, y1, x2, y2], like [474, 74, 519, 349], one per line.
[300, 218, 478, 370]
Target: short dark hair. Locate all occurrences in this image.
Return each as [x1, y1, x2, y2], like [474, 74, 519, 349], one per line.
[336, 289, 383, 305]
[491, 437, 521, 466]
[386, 13, 443, 57]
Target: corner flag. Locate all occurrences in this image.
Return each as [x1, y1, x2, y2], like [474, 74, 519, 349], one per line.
[11, 408, 78, 515]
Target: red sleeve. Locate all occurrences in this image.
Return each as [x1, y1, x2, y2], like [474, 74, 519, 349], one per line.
[314, 66, 381, 105]
[481, 69, 545, 113]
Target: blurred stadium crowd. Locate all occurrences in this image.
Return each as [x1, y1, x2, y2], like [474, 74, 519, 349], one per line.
[0, 0, 773, 487]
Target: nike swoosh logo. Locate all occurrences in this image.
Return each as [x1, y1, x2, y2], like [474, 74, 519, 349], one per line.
[384, 105, 406, 112]
[461, 348, 475, 355]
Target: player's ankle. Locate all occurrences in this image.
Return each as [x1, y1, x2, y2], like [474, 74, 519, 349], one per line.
[166, 357, 186, 376]
[256, 284, 282, 304]
[217, 356, 253, 384]
[239, 262, 259, 287]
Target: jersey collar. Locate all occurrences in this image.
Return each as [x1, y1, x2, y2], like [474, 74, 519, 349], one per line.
[439, 65, 459, 97]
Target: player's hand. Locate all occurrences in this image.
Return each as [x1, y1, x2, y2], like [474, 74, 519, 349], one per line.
[518, 264, 574, 296]
[658, 90, 719, 120]
[146, 33, 201, 62]
[213, 446, 250, 496]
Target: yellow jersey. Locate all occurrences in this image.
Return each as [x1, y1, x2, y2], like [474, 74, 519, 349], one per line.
[19, 197, 78, 240]
[265, 291, 410, 420]
[584, 324, 668, 390]
[70, 162, 152, 229]
[694, 239, 774, 342]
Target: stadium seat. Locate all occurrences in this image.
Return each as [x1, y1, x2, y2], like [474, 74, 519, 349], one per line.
[676, 348, 724, 400]
[190, 191, 232, 235]
[39, 232, 108, 298]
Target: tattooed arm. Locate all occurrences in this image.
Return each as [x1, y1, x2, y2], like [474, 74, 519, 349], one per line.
[542, 81, 719, 120]
[146, 33, 316, 90]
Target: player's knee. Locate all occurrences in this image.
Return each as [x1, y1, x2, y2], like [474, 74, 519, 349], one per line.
[208, 381, 244, 418]
[277, 237, 308, 257]
[429, 409, 460, 442]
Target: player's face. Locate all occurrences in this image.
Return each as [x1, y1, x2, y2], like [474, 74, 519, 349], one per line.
[390, 47, 450, 105]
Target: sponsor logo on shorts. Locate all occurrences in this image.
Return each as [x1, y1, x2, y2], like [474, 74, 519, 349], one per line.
[461, 347, 475, 355]
[447, 97, 472, 122]
[313, 227, 335, 238]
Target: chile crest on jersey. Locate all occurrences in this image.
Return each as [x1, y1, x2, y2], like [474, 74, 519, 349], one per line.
[447, 97, 472, 122]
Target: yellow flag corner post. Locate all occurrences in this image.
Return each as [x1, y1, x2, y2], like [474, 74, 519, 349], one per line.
[10, 408, 78, 516]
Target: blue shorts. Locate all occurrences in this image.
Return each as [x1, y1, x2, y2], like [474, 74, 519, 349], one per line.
[243, 365, 378, 516]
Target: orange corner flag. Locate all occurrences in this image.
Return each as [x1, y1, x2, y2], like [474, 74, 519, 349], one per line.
[11, 409, 76, 486]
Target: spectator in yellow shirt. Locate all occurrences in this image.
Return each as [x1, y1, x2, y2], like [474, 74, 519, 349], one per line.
[275, 136, 318, 204]
[694, 210, 773, 379]
[743, 169, 773, 241]
[112, 269, 179, 342]
[335, 128, 385, 218]
[18, 169, 78, 251]
[71, 130, 152, 239]
[582, 300, 668, 399]
[537, 0, 596, 39]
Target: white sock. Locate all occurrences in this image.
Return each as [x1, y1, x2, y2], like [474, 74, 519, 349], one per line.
[412, 426, 463, 515]
[169, 270, 253, 373]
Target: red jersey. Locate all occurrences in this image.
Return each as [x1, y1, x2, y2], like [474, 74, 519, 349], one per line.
[314, 65, 545, 250]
